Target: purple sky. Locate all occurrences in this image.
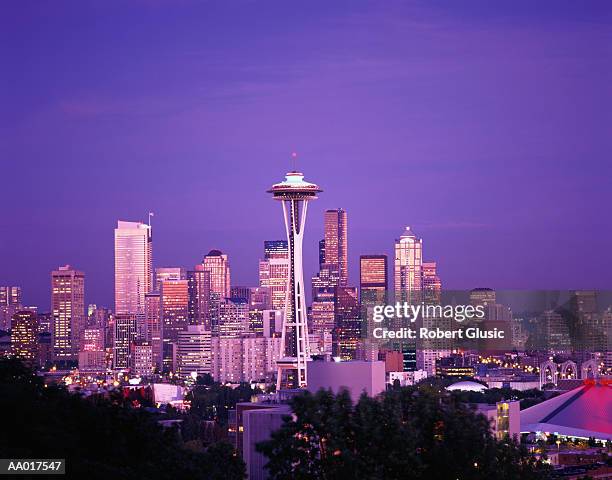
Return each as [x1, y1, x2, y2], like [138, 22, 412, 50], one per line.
[1, 1, 611, 311]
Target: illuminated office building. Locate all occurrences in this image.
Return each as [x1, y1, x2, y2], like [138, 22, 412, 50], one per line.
[81, 326, 104, 351]
[0, 286, 21, 307]
[360, 255, 388, 305]
[259, 240, 289, 311]
[114, 313, 137, 369]
[219, 298, 250, 338]
[422, 262, 441, 304]
[177, 325, 212, 379]
[213, 337, 244, 383]
[259, 257, 289, 311]
[249, 287, 270, 310]
[394, 227, 423, 371]
[333, 286, 361, 361]
[161, 280, 189, 372]
[155, 267, 185, 289]
[394, 226, 423, 304]
[420, 261, 449, 375]
[144, 291, 162, 369]
[202, 250, 231, 299]
[114, 220, 152, 316]
[1, 287, 23, 332]
[87, 306, 110, 329]
[324, 209, 348, 287]
[318, 239, 326, 268]
[187, 265, 211, 328]
[262, 309, 283, 338]
[51, 265, 85, 360]
[200, 250, 231, 331]
[311, 264, 340, 300]
[359, 255, 388, 362]
[11, 310, 38, 366]
[79, 326, 105, 371]
[132, 341, 155, 376]
[311, 290, 336, 339]
[264, 240, 288, 259]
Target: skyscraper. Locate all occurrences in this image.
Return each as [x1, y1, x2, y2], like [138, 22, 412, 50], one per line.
[81, 326, 104, 352]
[420, 261, 448, 375]
[318, 239, 326, 268]
[11, 310, 38, 366]
[79, 326, 105, 371]
[202, 250, 231, 299]
[248, 286, 270, 335]
[311, 264, 340, 300]
[177, 325, 212, 379]
[394, 227, 423, 372]
[51, 265, 85, 361]
[359, 255, 388, 361]
[0, 286, 22, 307]
[324, 209, 348, 287]
[131, 342, 154, 376]
[260, 240, 289, 310]
[360, 255, 388, 305]
[200, 250, 231, 331]
[249, 287, 270, 310]
[161, 279, 189, 372]
[0, 286, 22, 332]
[155, 267, 186, 288]
[187, 265, 211, 328]
[218, 298, 249, 338]
[114, 313, 137, 369]
[144, 291, 162, 369]
[422, 262, 441, 304]
[394, 226, 423, 304]
[333, 286, 361, 361]
[114, 220, 152, 316]
[268, 170, 321, 389]
[310, 290, 336, 339]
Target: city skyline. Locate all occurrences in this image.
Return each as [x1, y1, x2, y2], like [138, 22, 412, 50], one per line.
[3, 195, 611, 311]
[2, 1, 611, 309]
[2, 3, 610, 478]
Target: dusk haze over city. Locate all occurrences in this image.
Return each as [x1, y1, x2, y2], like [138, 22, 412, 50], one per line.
[1, 1, 610, 479]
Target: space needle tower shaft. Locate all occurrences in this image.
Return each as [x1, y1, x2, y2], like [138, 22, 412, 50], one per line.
[268, 169, 322, 390]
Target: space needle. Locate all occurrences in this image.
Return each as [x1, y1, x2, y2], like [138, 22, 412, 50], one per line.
[268, 165, 322, 390]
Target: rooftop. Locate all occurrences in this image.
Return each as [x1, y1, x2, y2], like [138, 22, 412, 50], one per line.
[521, 382, 612, 440]
[446, 380, 488, 392]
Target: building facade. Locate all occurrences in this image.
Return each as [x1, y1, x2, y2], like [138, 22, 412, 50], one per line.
[177, 325, 212, 379]
[11, 310, 38, 366]
[161, 280, 189, 372]
[114, 220, 152, 316]
[51, 265, 85, 361]
[324, 208, 348, 287]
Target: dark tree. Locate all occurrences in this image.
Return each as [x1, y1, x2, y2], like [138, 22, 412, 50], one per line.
[258, 387, 551, 480]
[0, 358, 245, 480]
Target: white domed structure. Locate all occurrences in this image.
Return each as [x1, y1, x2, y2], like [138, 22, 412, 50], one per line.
[446, 380, 488, 392]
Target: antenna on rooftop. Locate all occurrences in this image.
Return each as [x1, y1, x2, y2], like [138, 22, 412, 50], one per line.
[291, 151, 298, 172]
